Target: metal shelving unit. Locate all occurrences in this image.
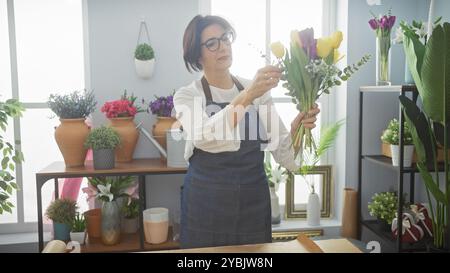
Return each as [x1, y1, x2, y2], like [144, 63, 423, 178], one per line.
[357, 84, 430, 252]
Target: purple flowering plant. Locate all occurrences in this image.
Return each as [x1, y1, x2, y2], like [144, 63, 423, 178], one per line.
[146, 91, 175, 118]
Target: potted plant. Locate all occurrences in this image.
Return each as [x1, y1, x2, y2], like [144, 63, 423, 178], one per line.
[399, 21, 450, 250]
[264, 153, 287, 225]
[0, 99, 24, 215]
[84, 126, 121, 170]
[87, 176, 135, 245]
[146, 92, 179, 156]
[48, 90, 97, 167]
[45, 198, 77, 241]
[368, 192, 398, 231]
[121, 198, 139, 234]
[134, 43, 155, 79]
[70, 212, 86, 245]
[381, 118, 414, 167]
[101, 90, 144, 162]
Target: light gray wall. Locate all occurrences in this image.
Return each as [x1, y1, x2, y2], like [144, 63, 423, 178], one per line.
[86, 0, 199, 223]
[435, 0, 450, 21]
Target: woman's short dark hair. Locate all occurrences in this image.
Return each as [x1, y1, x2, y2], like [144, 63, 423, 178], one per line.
[183, 15, 235, 73]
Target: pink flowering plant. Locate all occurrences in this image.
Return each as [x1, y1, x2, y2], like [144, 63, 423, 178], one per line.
[82, 176, 138, 204]
[101, 90, 144, 118]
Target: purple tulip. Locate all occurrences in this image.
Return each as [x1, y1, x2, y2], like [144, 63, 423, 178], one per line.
[299, 28, 315, 51]
[369, 19, 378, 30]
[309, 39, 318, 60]
[380, 16, 390, 29]
[388, 16, 396, 29]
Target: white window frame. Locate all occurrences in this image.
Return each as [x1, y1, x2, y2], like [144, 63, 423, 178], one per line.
[0, 0, 90, 234]
[201, 0, 337, 165]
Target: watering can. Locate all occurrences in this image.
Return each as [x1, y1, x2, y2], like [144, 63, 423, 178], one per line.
[136, 122, 188, 168]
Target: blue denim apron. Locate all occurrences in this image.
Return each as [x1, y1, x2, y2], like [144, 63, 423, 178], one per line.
[180, 76, 271, 249]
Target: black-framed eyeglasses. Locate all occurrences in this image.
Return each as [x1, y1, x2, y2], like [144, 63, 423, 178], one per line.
[201, 32, 234, 52]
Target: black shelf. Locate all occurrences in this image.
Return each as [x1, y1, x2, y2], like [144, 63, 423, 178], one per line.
[362, 220, 428, 252]
[362, 155, 445, 173]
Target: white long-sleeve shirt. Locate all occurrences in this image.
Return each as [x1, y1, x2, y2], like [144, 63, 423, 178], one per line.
[173, 75, 301, 172]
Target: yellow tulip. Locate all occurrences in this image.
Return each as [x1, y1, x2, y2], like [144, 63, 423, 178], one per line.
[290, 30, 302, 47]
[270, 41, 285, 59]
[330, 31, 343, 49]
[316, 38, 333, 58]
[333, 49, 345, 64]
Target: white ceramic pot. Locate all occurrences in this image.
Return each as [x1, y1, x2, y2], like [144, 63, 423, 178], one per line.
[390, 144, 414, 167]
[269, 187, 281, 225]
[143, 207, 169, 244]
[70, 231, 85, 245]
[307, 192, 321, 226]
[134, 58, 155, 79]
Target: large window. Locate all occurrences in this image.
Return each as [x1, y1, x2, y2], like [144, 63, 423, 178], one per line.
[210, 0, 330, 208]
[0, 0, 87, 231]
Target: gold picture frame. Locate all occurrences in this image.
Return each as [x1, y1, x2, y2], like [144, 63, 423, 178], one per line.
[271, 229, 323, 242]
[285, 165, 333, 219]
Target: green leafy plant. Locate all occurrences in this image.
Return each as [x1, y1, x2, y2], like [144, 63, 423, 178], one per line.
[368, 192, 398, 224]
[0, 98, 25, 214]
[380, 118, 413, 145]
[84, 126, 121, 150]
[45, 198, 77, 225]
[87, 176, 134, 203]
[72, 212, 86, 232]
[399, 22, 450, 248]
[122, 198, 139, 219]
[48, 90, 97, 119]
[135, 43, 155, 61]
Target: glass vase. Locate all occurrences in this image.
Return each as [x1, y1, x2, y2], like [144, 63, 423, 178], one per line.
[376, 35, 391, 86]
[101, 200, 121, 245]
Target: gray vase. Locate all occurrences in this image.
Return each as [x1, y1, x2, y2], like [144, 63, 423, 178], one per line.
[93, 149, 115, 170]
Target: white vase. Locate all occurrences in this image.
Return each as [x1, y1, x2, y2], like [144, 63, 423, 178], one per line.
[390, 144, 414, 167]
[269, 187, 281, 225]
[70, 231, 85, 245]
[134, 58, 155, 79]
[307, 192, 321, 226]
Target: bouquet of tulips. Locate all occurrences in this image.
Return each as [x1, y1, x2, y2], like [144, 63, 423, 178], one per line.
[270, 28, 370, 160]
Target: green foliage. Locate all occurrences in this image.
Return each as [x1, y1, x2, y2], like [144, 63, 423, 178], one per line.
[48, 90, 97, 119]
[368, 192, 398, 224]
[84, 126, 121, 150]
[88, 176, 134, 203]
[122, 198, 139, 219]
[45, 198, 77, 225]
[135, 43, 155, 61]
[380, 118, 413, 145]
[71, 212, 86, 232]
[0, 98, 25, 215]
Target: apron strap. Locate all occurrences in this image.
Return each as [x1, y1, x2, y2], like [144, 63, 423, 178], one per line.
[201, 75, 245, 102]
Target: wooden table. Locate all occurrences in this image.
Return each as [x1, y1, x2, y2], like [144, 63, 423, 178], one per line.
[36, 158, 187, 252]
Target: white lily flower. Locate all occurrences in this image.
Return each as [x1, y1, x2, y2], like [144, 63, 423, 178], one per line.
[97, 184, 113, 202]
[393, 27, 404, 44]
[270, 167, 287, 192]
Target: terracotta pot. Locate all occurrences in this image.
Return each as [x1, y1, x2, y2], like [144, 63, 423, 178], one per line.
[109, 117, 139, 162]
[84, 208, 102, 238]
[152, 117, 178, 151]
[54, 118, 89, 167]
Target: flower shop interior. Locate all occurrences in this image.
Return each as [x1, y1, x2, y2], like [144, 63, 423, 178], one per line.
[0, 0, 449, 254]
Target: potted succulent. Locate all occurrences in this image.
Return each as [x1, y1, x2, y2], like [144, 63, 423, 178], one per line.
[134, 43, 155, 79]
[48, 90, 97, 167]
[381, 118, 414, 167]
[101, 90, 144, 162]
[84, 126, 121, 170]
[121, 198, 139, 234]
[70, 212, 86, 245]
[45, 198, 77, 241]
[368, 192, 398, 232]
[146, 92, 178, 155]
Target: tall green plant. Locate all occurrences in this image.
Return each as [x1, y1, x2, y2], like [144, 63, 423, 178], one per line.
[0, 99, 25, 214]
[399, 22, 450, 249]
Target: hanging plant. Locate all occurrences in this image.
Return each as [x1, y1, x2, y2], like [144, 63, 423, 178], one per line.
[134, 21, 155, 79]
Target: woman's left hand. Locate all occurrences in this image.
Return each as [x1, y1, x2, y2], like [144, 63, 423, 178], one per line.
[290, 103, 320, 136]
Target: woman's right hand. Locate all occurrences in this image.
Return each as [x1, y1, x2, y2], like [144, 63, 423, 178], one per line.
[247, 65, 282, 100]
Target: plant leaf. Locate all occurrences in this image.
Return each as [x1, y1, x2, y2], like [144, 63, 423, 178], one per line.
[417, 162, 447, 204]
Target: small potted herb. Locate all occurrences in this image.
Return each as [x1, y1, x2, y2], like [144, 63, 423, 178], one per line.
[368, 191, 398, 231]
[121, 198, 139, 234]
[381, 118, 414, 167]
[48, 90, 97, 167]
[45, 199, 77, 241]
[70, 212, 86, 245]
[84, 126, 121, 170]
[134, 43, 155, 79]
